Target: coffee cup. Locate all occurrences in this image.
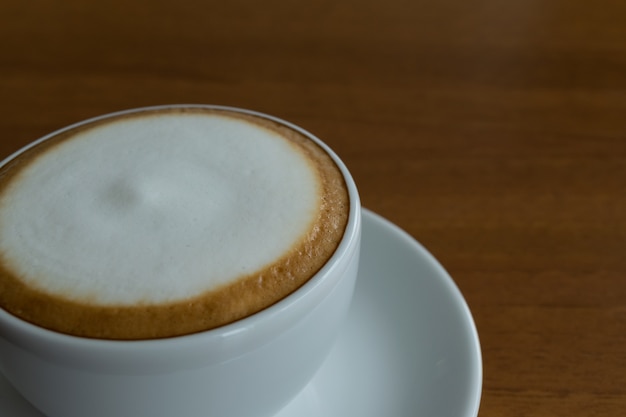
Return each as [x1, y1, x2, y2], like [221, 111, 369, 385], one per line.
[0, 105, 361, 417]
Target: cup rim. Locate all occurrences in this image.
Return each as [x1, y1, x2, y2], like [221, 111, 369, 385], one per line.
[0, 104, 361, 352]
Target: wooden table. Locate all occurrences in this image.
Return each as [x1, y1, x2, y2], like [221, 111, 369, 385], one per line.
[2, 0, 625, 415]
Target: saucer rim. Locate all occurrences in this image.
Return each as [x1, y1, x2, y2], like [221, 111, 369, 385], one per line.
[361, 208, 482, 417]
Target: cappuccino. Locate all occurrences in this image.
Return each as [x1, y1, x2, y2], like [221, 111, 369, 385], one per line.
[0, 106, 349, 340]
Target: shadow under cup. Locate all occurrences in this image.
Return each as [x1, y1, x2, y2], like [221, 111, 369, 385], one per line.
[0, 106, 362, 417]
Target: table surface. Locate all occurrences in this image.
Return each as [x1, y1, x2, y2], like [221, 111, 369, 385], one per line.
[1, 0, 625, 415]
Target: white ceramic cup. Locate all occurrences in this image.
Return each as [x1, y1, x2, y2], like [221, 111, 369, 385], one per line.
[0, 105, 361, 417]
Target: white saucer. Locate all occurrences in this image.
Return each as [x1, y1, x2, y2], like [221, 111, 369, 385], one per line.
[276, 209, 482, 417]
[0, 209, 482, 417]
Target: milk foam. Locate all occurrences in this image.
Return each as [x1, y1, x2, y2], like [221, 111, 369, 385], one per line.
[0, 112, 320, 305]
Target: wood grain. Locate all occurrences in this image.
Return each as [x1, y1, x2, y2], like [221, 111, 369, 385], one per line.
[1, 0, 625, 415]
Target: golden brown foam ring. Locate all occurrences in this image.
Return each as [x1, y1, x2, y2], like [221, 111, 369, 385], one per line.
[0, 108, 349, 340]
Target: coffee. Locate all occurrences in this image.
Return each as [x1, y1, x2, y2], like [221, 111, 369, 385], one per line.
[0, 107, 349, 340]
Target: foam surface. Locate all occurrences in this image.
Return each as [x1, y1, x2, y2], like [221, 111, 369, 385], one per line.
[0, 112, 320, 305]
